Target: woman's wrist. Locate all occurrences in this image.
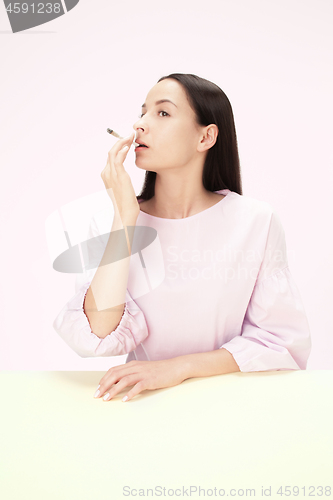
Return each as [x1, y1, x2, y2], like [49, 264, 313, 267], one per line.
[119, 211, 139, 226]
[171, 349, 241, 381]
[170, 355, 195, 382]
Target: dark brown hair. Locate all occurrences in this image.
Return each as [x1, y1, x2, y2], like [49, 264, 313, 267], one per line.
[136, 73, 242, 201]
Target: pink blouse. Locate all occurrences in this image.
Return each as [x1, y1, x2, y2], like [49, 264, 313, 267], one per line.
[53, 189, 312, 372]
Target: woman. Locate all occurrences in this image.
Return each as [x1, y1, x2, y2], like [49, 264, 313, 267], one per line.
[53, 73, 312, 402]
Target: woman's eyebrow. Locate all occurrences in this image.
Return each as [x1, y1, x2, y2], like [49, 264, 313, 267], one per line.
[141, 99, 178, 108]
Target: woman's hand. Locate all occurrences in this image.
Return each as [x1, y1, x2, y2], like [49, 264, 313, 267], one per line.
[101, 132, 140, 221]
[94, 358, 188, 402]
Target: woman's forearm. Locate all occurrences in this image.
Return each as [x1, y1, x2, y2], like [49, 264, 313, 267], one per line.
[175, 348, 241, 381]
[83, 211, 138, 339]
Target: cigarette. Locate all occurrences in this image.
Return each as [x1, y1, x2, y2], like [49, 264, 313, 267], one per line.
[107, 128, 138, 147]
[106, 128, 123, 139]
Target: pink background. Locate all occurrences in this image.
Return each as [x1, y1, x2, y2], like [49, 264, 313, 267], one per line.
[0, 0, 332, 370]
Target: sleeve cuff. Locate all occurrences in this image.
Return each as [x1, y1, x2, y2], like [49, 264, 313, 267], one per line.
[53, 282, 149, 358]
[220, 336, 301, 373]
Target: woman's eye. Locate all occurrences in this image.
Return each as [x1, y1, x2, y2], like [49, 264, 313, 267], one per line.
[138, 111, 169, 118]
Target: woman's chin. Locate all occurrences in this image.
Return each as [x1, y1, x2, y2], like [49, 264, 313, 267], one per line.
[134, 163, 145, 170]
[135, 161, 151, 172]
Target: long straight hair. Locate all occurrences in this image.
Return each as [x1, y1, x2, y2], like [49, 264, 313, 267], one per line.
[136, 73, 242, 201]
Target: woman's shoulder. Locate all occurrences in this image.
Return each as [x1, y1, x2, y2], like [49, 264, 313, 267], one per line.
[218, 189, 275, 219]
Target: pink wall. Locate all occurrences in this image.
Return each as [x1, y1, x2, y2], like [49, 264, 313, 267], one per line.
[1, 0, 332, 370]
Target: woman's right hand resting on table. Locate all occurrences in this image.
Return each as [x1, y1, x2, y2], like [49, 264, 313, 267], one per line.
[101, 132, 140, 222]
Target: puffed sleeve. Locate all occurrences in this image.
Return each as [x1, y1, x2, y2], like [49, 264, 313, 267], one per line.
[221, 210, 312, 372]
[52, 212, 149, 358]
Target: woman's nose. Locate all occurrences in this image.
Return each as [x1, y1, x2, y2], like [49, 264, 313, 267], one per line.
[133, 116, 146, 132]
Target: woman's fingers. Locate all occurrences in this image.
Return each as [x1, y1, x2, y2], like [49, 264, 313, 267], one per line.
[101, 139, 131, 191]
[96, 361, 142, 397]
[121, 381, 147, 402]
[101, 130, 140, 219]
[102, 374, 141, 401]
[93, 358, 185, 403]
[108, 132, 135, 167]
[106, 133, 134, 180]
[113, 144, 130, 175]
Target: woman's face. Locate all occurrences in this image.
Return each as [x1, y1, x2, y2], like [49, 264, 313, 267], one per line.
[133, 79, 204, 172]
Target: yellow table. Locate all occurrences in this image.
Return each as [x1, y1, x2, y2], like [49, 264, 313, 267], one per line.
[1, 370, 332, 500]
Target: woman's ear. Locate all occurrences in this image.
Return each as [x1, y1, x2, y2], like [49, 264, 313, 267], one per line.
[197, 124, 219, 152]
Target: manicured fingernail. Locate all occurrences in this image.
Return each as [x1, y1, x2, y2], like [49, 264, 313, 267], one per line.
[103, 393, 110, 401]
[122, 395, 128, 402]
[94, 389, 100, 398]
